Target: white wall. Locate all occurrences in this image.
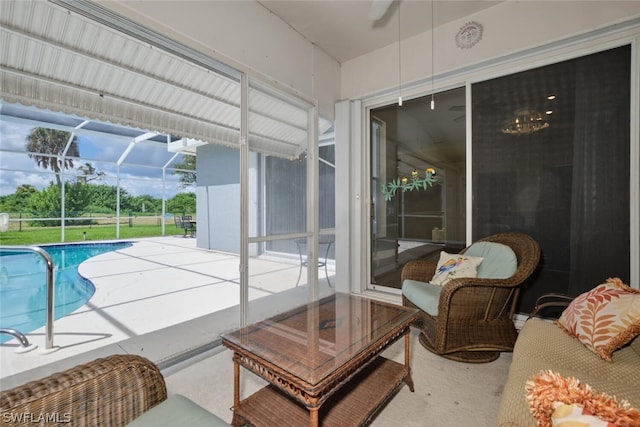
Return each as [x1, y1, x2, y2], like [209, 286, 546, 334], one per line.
[98, 0, 340, 121]
[341, 1, 640, 100]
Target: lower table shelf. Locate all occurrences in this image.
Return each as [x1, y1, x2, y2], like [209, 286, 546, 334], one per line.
[232, 356, 410, 427]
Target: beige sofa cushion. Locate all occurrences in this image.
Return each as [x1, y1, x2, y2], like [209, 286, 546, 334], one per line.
[630, 334, 640, 356]
[555, 278, 640, 361]
[497, 319, 640, 427]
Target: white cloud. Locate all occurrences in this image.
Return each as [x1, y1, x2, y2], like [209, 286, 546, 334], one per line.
[0, 120, 30, 150]
[0, 170, 53, 196]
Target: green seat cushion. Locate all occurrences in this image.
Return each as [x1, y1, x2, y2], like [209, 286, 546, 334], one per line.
[464, 241, 517, 279]
[402, 279, 441, 316]
[126, 394, 229, 426]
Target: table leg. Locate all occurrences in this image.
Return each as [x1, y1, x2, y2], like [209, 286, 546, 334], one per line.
[404, 333, 415, 392]
[233, 359, 240, 408]
[309, 407, 319, 427]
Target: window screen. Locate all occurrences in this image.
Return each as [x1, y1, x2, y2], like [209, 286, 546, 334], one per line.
[472, 45, 631, 313]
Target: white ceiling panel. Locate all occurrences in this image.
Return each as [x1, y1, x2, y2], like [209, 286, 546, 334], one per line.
[0, 0, 330, 158]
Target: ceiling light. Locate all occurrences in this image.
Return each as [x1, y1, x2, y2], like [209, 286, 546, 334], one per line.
[430, 0, 435, 110]
[547, 95, 556, 100]
[398, 5, 402, 107]
[501, 109, 550, 135]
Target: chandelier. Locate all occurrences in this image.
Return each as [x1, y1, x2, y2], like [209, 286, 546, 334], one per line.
[501, 109, 550, 135]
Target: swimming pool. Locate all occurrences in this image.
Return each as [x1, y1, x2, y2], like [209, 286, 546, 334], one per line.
[0, 242, 132, 344]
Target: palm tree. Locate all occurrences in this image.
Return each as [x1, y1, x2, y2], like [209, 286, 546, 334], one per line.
[26, 127, 79, 187]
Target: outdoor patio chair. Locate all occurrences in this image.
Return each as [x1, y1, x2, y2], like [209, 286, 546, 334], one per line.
[401, 232, 541, 363]
[174, 215, 196, 237]
[181, 215, 196, 237]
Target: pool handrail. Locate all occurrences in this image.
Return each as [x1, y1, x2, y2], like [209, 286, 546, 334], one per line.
[0, 245, 55, 350]
[0, 329, 30, 346]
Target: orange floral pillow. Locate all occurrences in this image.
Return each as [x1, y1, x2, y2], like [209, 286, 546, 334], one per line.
[556, 278, 640, 361]
[525, 370, 640, 427]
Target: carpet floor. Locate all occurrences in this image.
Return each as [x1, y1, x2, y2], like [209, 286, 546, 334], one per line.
[164, 328, 512, 426]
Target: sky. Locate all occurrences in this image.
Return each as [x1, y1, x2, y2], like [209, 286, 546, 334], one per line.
[0, 116, 193, 199]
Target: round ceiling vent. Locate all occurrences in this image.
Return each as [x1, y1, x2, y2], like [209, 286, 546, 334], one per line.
[456, 21, 483, 49]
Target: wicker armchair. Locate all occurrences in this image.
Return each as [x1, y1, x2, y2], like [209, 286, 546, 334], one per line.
[1, 355, 167, 426]
[401, 232, 540, 363]
[0, 354, 229, 426]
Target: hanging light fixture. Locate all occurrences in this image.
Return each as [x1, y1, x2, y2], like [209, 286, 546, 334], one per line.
[501, 109, 550, 135]
[430, 0, 435, 110]
[398, 3, 402, 106]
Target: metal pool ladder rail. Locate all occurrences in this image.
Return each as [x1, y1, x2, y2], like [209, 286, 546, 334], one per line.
[0, 245, 57, 353]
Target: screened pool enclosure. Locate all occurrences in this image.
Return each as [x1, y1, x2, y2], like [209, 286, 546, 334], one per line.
[0, 0, 336, 368]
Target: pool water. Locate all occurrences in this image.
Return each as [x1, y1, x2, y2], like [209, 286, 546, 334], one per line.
[0, 242, 132, 344]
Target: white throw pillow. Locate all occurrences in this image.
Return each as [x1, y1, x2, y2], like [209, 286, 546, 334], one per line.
[430, 251, 484, 286]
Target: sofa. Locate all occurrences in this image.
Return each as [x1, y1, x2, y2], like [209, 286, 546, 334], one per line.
[497, 317, 640, 426]
[0, 354, 229, 426]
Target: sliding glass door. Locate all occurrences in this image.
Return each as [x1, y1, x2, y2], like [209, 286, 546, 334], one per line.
[245, 78, 332, 324]
[368, 88, 467, 292]
[472, 45, 631, 313]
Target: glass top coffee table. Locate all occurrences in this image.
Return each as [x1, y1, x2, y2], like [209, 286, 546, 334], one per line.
[222, 292, 419, 427]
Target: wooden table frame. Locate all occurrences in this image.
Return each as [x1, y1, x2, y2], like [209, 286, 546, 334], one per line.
[222, 294, 418, 427]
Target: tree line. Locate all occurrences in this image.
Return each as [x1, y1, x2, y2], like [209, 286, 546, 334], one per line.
[0, 183, 195, 223]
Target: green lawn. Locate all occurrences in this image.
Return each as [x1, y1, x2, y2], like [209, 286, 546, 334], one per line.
[0, 224, 185, 245]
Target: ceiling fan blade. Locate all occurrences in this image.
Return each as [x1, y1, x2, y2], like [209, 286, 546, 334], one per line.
[369, 0, 395, 22]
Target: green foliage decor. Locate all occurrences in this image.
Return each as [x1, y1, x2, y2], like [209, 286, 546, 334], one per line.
[381, 168, 437, 201]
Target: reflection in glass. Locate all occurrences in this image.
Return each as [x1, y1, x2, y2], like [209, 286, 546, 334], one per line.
[369, 88, 467, 290]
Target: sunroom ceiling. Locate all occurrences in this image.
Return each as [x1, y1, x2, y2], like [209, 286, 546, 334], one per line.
[0, 0, 326, 159]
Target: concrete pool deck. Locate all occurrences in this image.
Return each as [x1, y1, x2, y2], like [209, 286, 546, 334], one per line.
[1, 236, 334, 389]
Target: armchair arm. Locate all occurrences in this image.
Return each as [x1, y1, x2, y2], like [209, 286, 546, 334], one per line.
[436, 277, 522, 322]
[527, 293, 574, 320]
[401, 260, 437, 283]
[0, 354, 167, 426]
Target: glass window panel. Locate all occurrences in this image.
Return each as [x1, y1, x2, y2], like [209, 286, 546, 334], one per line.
[319, 141, 335, 230]
[368, 88, 467, 291]
[264, 155, 307, 236]
[248, 82, 310, 240]
[246, 79, 331, 323]
[249, 239, 301, 292]
[318, 134, 336, 287]
[472, 45, 631, 313]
